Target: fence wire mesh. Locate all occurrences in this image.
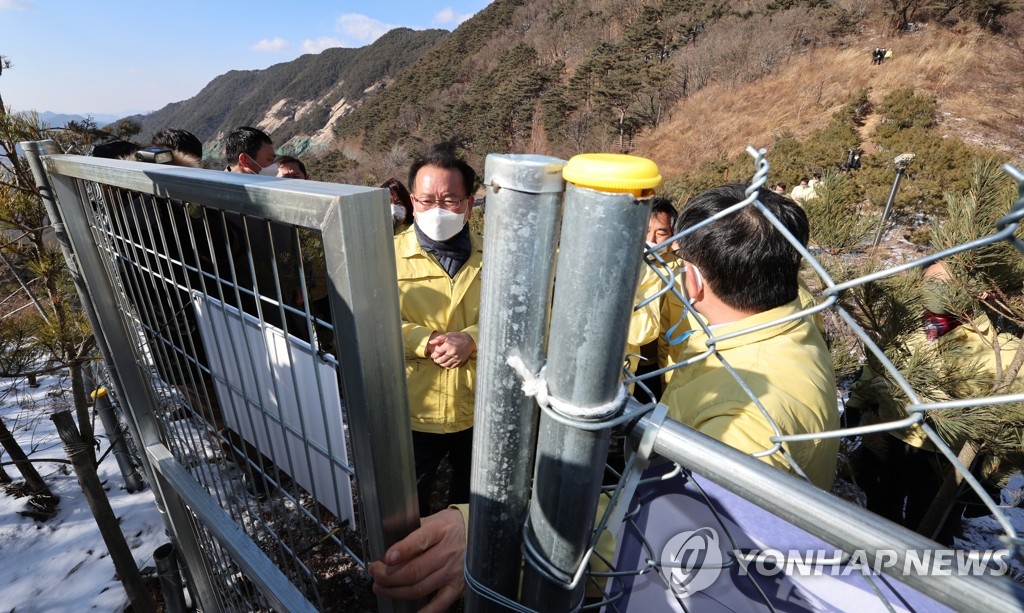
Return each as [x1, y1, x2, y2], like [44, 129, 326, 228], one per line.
[467, 147, 1023, 612]
[23, 144, 418, 613]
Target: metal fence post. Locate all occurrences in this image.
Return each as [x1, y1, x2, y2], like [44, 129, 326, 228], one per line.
[22, 145, 223, 611]
[91, 383, 146, 492]
[465, 154, 566, 610]
[319, 190, 420, 613]
[871, 154, 913, 248]
[82, 360, 144, 493]
[20, 141, 146, 464]
[520, 155, 659, 610]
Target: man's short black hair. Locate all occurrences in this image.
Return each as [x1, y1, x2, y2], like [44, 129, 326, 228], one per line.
[407, 142, 477, 197]
[650, 197, 677, 226]
[675, 184, 809, 313]
[275, 154, 307, 176]
[224, 126, 272, 164]
[152, 128, 203, 160]
[91, 139, 139, 159]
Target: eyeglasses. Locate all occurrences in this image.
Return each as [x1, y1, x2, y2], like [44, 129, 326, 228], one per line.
[412, 194, 469, 210]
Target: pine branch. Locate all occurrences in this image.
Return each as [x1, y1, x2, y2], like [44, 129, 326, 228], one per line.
[992, 339, 1024, 394]
[0, 247, 47, 318]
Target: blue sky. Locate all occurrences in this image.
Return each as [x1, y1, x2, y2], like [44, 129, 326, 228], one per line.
[0, 0, 491, 116]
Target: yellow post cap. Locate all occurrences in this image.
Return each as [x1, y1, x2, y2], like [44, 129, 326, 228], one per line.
[562, 153, 662, 195]
[90, 387, 108, 400]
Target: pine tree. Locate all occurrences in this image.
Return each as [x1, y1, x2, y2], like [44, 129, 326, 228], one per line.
[1, 107, 98, 463]
[832, 160, 1024, 531]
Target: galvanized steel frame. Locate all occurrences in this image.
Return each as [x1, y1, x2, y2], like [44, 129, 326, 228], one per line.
[21, 142, 419, 612]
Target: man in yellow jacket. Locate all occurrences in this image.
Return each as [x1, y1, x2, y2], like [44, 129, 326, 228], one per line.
[846, 261, 1023, 528]
[395, 142, 482, 516]
[660, 184, 839, 489]
[627, 198, 678, 403]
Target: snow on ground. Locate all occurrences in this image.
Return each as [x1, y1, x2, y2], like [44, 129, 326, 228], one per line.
[955, 472, 1024, 582]
[1, 371, 167, 613]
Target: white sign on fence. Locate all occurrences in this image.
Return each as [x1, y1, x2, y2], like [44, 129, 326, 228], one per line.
[193, 292, 355, 526]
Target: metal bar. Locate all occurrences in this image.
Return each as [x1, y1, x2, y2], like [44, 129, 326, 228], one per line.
[466, 154, 566, 611]
[520, 183, 651, 610]
[148, 443, 317, 613]
[40, 154, 363, 226]
[33, 155, 223, 611]
[319, 188, 419, 613]
[871, 164, 908, 249]
[627, 414, 1024, 611]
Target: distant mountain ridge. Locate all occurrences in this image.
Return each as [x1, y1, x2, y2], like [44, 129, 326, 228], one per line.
[39, 112, 124, 128]
[126, 27, 447, 158]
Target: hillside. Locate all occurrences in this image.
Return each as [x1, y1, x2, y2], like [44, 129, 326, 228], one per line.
[326, 0, 1023, 185]
[113, 0, 1023, 187]
[637, 22, 1024, 178]
[125, 27, 448, 156]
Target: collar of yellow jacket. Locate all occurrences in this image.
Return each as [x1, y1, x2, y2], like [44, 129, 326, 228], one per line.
[686, 298, 809, 353]
[395, 223, 484, 260]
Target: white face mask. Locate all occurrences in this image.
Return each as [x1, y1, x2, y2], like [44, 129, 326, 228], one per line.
[392, 204, 407, 226]
[246, 153, 279, 177]
[416, 207, 466, 241]
[645, 241, 667, 255]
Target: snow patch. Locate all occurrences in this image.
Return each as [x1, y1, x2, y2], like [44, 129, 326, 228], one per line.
[1, 372, 168, 612]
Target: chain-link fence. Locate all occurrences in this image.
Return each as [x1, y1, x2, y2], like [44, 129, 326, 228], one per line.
[22, 140, 1024, 612]
[466, 150, 1024, 612]
[22, 141, 420, 612]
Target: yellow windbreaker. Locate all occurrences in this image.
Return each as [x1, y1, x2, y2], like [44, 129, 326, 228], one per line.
[394, 226, 483, 433]
[661, 299, 840, 489]
[848, 312, 1023, 449]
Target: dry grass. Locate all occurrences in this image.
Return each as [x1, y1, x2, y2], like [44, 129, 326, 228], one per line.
[636, 24, 1024, 178]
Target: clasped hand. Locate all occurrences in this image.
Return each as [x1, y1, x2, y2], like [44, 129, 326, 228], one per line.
[426, 331, 475, 368]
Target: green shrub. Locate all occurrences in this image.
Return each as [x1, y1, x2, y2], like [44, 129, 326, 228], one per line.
[873, 87, 937, 142]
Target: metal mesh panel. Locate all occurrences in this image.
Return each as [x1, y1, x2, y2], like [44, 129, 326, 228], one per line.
[23, 146, 418, 613]
[89, 183, 364, 608]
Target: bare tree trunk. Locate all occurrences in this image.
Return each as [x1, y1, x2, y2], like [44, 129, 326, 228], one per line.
[0, 460, 12, 483]
[0, 416, 55, 497]
[993, 338, 1024, 393]
[917, 440, 979, 540]
[51, 410, 154, 611]
[69, 360, 96, 464]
